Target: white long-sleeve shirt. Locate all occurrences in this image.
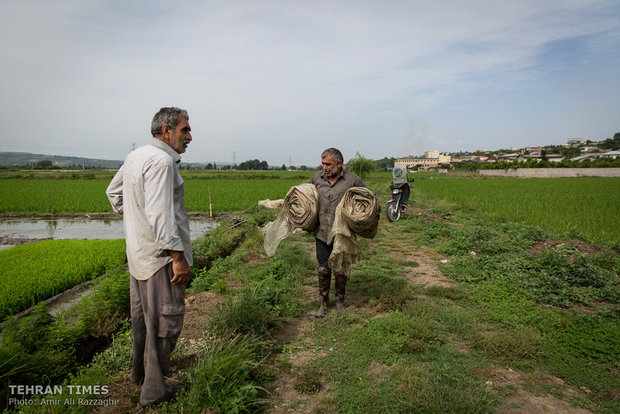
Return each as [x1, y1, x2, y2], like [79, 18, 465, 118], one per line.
[106, 138, 193, 280]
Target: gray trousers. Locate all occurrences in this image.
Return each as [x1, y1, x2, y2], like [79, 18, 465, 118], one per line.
[129, 262, 185, 405]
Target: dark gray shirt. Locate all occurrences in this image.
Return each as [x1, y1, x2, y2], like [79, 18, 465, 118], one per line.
[310, 169, 365, 244]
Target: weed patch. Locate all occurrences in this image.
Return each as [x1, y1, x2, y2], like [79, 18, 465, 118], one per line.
[0, 268, 130, 411]
[293, 364, 323, 394]
[306, 304, 498, 413]
[171, 335, 268, 413]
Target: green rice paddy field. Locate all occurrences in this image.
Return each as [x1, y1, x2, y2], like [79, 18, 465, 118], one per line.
[411, 175, 620, 243]
[0, 171, 618, 243]
[0, 176, 308, 214]
[0, 171, 618, 413]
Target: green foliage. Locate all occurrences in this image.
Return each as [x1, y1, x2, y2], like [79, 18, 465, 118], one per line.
[15, 323, 133, 414]
[424, 285, 468, 300]
[0, 268, 130, 395]
[191, 206, 276, 272]
[3, 172, 617, 412]
[175, 335, 267, 413]
[464, 282, 619, 402]
[389, 208, 619, 411]
[88, 322, 133, 375]
[374, 157, 395, 171]
[206, 240, 313, 337]
[434, 220, 618, 307]
[346, 152, 376, 179]
[0, 239, 126, 319]
[191, 247, 247, 292]
[470, 323, 543, 360]
[208, 289, 278, 337]
[185, 178, 306, 212]
[237, 159, 269, 170]
[306, 304, 498, 413]
[454, 157, 620, 170]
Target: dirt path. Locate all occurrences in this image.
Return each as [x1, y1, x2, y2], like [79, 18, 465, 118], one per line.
[264, 215, 594, 414]
[92, 208, 594, 413]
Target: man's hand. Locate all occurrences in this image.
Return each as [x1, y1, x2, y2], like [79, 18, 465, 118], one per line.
[168, 250, 191, 286]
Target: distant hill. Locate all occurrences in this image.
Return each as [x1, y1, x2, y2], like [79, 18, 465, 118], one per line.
[0, 152, 123, 169]
[0, 152, 245, 169]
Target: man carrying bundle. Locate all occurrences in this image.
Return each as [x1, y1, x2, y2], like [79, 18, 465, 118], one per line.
[310, 148, 378, 317]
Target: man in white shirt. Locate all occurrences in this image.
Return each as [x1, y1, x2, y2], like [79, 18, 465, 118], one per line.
[106, 107, 193, 406]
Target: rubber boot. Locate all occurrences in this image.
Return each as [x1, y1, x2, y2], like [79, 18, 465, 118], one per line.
[335, 273, 347, 312]
[315, 296, 328, 318]
[315, 266, 331, 318]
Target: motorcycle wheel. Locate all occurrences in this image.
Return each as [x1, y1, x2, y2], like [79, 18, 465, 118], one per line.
[386, 200, 401, 222]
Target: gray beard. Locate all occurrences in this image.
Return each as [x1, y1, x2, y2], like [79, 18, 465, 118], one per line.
[325, 168, 341, 179]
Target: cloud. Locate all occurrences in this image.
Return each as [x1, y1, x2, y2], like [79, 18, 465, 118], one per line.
[0, 0, 618, 164]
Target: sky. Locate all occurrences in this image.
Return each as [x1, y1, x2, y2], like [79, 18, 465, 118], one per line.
[0, 0, 618, 167]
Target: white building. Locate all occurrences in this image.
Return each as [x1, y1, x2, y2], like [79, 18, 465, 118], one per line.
[395, 151, 452, 170]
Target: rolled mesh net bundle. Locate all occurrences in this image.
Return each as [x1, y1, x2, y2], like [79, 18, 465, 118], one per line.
[263, 183, 318, 257]
[328, 187, 379, 275]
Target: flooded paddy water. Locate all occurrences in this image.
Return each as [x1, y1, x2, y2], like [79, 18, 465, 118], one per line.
[1, 216, 219, 319]
[0, 217, 218, 250]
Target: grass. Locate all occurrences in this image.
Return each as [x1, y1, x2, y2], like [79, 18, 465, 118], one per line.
[175, 335, 268, 414]
[389, 212, 619, 412]
[206, 241, 314, 338]
[266, 198, 618, 412]
[3, 175, 619, 413]
[0, 174, 309, 214]
[306, 306, 498, 413]
[13, 325, 133, 414]
[0, 179, 113, 213]
[412, 176, 620, 243]
[0, 239, 127, 319]
[1, 267, 131, 410]
[184, 178, 306, 212]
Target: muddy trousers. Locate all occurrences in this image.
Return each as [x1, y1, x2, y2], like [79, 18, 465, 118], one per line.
[130, 263, 185, 406]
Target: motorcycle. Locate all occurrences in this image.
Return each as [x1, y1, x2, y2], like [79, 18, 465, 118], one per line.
[386, 165, 413, 222]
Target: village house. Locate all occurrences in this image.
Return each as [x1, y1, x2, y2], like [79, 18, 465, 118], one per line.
[395, 151, 452, 170]
[571, 153, 600, 162]
[498, 153, 520, 161]
[546, 154, 565, 162]
[600, 150, 620, 159]
[581, 146, 600, 153]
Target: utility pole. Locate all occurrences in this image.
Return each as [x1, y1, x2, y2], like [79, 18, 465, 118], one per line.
[232, 151, 236, 167]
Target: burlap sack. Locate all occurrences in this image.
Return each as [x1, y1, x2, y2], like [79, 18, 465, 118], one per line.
[328, 187, 379, 276]
[263, 183, 318, 257]
[258, 199, 284, 209]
